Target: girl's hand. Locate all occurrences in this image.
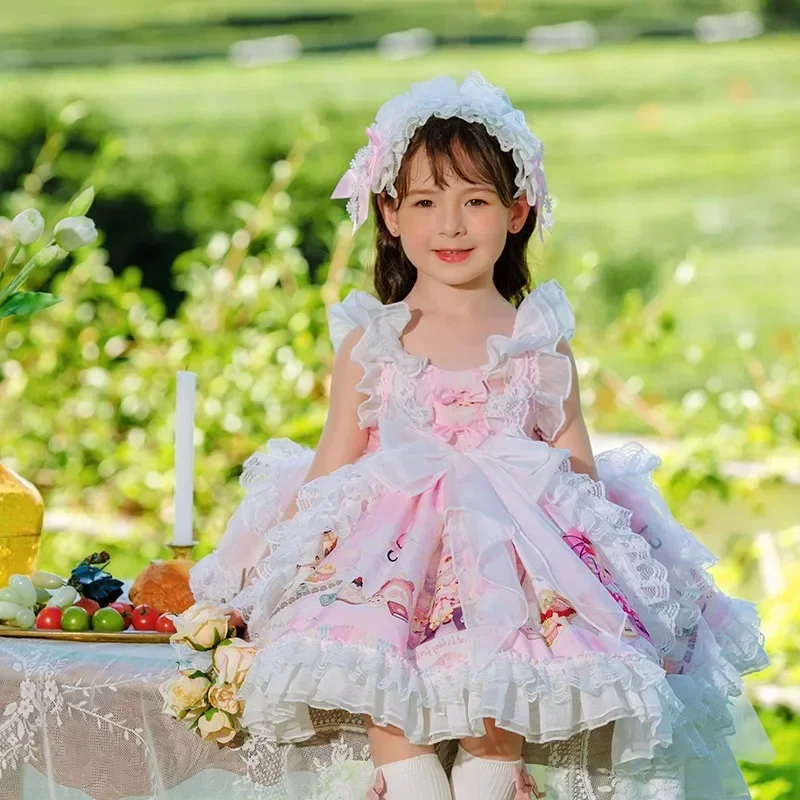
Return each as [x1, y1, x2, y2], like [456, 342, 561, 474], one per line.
[225, 607, 245, 631]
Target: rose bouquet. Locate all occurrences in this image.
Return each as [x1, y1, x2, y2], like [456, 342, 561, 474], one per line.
[159, 601, 256, 745]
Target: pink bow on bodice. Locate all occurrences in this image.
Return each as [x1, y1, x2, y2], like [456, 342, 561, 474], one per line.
[431, 416, 490, 449]
[436, 383, 489, 406]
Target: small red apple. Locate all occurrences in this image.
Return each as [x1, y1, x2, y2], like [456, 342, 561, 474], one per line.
[155, 614, 176, 634]
[35, 607, 63, 630]
[131, 604, 159, 631]
[108, 602, 134, 629]
[74, 597, 101, 617]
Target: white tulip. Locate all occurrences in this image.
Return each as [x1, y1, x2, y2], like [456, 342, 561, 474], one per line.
[53, 216, 97, 251]
[11, 209, 45, 245]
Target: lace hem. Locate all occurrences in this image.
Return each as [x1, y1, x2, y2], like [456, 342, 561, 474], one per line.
[542, 466, 681, 659]
[189, 439, 315, 606]
[236, 632, 679, 769]
[228, 456, 387, 630]
[594, 442, 769, 677]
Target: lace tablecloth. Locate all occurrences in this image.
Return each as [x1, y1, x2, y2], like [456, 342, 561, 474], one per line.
[0, 636, 383, 800]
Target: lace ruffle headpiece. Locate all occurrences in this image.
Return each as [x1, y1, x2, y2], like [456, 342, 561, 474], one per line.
[331, 70, 554, 241]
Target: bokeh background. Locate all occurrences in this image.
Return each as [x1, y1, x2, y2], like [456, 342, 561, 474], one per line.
[0, 1, 798, 795]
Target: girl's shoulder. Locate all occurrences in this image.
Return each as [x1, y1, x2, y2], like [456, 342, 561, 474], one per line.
[512, 279, 575, 343]
[328, 279, 574, 353]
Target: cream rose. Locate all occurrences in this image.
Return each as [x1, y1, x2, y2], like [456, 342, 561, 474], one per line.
[208, 683, 242, 716]
[212, 637, 257, 687]
[171, 601, 230, 651]
[195, 708, 237, 744]
[159, 670, 211, 720]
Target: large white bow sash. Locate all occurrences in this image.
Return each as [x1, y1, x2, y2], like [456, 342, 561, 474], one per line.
[369, 417, 629, 671]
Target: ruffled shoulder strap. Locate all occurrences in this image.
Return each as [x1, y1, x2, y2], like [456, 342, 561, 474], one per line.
[515, 280, 576, 442]
[328, 289, 385, 353]
[515, 279, 575, 343]
[327, 289, 420, 428]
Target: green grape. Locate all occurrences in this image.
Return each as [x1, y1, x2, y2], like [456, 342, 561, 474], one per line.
[46, 586, 78, 609]
[35, 588, 51, 604]
[0, 588, 22, 604]
[31, 571, 65, 590]
[0, 601, 25, 621]
[9, 575, 37, 607]
[15, 608, 35, 629]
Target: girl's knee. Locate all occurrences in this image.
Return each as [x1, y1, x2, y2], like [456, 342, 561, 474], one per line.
[459, 718, 523, 760]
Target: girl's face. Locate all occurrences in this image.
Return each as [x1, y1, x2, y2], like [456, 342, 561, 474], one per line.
[378, 147, 529, 287]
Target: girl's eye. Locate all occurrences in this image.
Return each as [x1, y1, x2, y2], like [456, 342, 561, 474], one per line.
[467, 199, 487, 207]
[414, 200, 432, 208]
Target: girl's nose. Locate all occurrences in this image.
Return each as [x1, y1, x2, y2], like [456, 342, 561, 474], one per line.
[438, 204, 466, 237]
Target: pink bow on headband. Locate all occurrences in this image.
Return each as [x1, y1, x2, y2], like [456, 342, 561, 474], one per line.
[436, 384, 489, 406]
[331, 126, 385, 231]
[513, 763, 546, 799]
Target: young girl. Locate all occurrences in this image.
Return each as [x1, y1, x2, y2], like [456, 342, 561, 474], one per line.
[190, 72, 770, 800]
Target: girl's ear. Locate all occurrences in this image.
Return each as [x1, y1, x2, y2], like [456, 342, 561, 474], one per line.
[507, 196, 530, 233]
[377, 193, 400, 237]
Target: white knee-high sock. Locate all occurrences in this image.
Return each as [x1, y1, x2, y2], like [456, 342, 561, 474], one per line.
[449, 744, 544, 800]
[366, 753, 452, 800]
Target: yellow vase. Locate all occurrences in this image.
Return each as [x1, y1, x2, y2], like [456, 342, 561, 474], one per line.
[0, 463, 44, 587]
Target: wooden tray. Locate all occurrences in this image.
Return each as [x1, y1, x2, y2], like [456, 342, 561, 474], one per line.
[0, 625, 172, 644]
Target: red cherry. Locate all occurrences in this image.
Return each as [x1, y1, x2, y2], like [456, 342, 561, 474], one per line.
[155, 614, 177, 634]
[35, 607, 63, 630]
[130, 604, 159, 631]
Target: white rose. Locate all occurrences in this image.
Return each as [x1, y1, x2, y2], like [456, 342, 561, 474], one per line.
[208, 683, 242, 716]
[159, 670, 211, 720]
[53, 215, 97, 251]
[212, 637, 257, 687]
[195, 708, 237, 744]
[12, 209, 45, 245]
[170, 601, 230, 651]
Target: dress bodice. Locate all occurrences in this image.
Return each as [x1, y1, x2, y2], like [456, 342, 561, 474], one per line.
[327, 280, 576, 452]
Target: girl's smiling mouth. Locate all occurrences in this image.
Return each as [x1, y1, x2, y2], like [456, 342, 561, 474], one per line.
[434, 249, 474, 263]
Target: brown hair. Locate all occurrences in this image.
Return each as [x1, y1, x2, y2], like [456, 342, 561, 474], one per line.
[371, 116, 537, 306]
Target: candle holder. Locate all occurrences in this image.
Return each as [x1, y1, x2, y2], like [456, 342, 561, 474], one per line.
[168, 541, 197, 562]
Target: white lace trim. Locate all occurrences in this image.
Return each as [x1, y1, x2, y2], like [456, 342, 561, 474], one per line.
[327, 279, 576, 434]
[542, 466, 681, 659]
[189, 439, 315, 606]
[595, 442, 769, 676]
[232, 457, 387, 631]
[237, 632, 678, 763]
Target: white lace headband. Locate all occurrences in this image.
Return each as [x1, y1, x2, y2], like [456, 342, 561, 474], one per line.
[331, 70, 554, 242]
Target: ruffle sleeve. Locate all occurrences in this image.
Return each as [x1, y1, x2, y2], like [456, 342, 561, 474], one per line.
[516, 280, 576, 442]
[328, 289, 419, 428]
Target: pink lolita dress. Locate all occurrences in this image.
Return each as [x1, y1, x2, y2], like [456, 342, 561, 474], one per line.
[190, 280, 769, 799]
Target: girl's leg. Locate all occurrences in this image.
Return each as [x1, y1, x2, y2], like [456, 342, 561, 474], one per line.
[451, 718, 544, 799]
[361, 715, 452, 799]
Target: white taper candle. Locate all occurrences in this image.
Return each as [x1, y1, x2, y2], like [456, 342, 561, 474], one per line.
[173, 370, 197, 547]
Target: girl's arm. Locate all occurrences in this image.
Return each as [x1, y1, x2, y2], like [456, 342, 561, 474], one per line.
[226, 326, 370, 626]
[547, 338, 599, 481]
[274, 325, 371, 525]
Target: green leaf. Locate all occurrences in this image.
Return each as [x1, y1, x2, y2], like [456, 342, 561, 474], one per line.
[69, 186, 95, 217]
[0, 291, 62, 320]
